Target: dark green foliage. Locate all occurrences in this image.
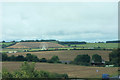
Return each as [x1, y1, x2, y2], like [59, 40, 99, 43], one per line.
[109, 48, 120, 66]
[48, 56, 59, 63]
[74, 54, 90, 66]
[2, 53, 39, 62]
[2, 69, 13, 78]
[92, 54, 102, 63]
[26, 53, 39, 62]
[2, 62, 68, 78]
[40, 58, 47, 62]
[2, 53, 9, 61]
[15, 55, 26, 61]
[9, 55, 16, 61]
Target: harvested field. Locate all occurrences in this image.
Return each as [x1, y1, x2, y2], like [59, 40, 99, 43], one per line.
[7, 50, 111, 61]
[7, 42, 66, 48]
[2, 62, 118, 78]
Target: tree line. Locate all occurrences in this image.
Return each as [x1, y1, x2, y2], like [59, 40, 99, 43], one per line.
[2, 53, 102, 66]
[2, 49, 119, 66]
[2, 53, 60, 63]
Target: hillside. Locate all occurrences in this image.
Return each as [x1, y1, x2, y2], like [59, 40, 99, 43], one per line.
[7, 42, 66, 49]
[7, 50, 111, 61]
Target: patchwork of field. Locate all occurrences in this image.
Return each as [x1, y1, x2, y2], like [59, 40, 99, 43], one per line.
[7, 50, 111, 61]
[2, 62, 118, 78]
[7, 42, 66, 48]
[67, 43, 118, 49]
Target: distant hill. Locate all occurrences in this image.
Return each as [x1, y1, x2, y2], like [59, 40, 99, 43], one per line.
[7, 42, 66, 49]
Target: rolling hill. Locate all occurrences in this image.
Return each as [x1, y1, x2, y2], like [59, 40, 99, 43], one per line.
[7, 42, 66, 49]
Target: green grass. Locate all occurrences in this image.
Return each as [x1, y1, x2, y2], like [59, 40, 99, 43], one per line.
[0, 42, 14, 46]
[65, 43, 119, 49]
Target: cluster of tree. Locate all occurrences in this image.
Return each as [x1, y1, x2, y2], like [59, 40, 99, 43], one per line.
[2, 53, 39, 62]
[2, 53, 60, 63]
[109, 48, 120, 67]
[20, 39, 57, 42]
[58, 41, 86, 45]
[73, 54, 102, 66]
[2, 61, 68, 78]
[106, 40, 120, 43]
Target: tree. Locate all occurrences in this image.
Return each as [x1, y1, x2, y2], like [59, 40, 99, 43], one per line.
[48, 56, 59, 63]
[26, 53, 39, 62]
[40, 58, 47, 62]
[2, 62, 69, 78]
[9, 55, 16, 61]
[109, 49, 120, 66]
[74, 54, 90, 66]
[2, 53, 9, 61]
[15, 55, 26, 61]
[92, 54, 102, 63]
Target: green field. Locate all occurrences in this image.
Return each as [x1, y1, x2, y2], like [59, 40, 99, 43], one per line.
[65, 43, 119, 49]
[1, 43, 119, 53]
[0, 42, 14, 46]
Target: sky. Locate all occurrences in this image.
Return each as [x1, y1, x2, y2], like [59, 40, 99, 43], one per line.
[1, 2, 118, 42]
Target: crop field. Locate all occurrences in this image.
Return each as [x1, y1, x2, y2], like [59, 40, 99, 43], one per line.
[7, 50, 111, 61]
[65, 43, 119, 49]
[2, 62, 118, 78]
[7, 42, 66, 48]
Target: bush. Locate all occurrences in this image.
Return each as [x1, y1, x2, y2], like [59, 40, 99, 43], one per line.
[48, 56, 60, 63]
[40, 58, 47, 62]
[109, 49, 120, 66]
[2, 69, 13, 78]
[2, 62, 69, 78]
[26, 53, 40, 62]
[15, 55, 26, 61]
[92, 54, 102, 63]
[2, 53, 9, 61]
[74, 54, 90, 66]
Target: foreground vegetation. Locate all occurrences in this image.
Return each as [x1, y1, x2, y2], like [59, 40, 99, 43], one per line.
[2, 61, 68, 78]
[2, 62, 118, 78]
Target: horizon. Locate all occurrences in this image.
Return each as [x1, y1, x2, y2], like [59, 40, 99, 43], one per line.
[1, 39, 119, 43]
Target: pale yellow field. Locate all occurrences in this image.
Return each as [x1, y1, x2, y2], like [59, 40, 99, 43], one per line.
[2, 62, 118, 78]
[7, 50, 111, 61]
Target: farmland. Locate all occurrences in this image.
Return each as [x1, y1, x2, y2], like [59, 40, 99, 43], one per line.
[65, 43, 119, 49]
[1, 42, 118, 53]
[2, 62, 118, 78]
[7, 42, 66, 49]
[7, 50, 111, 61]
[1, 41, 119, 78]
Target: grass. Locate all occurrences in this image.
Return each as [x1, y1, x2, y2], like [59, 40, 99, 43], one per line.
[0, 42, 14, 46]
[7, 50, 111, 61]
[2, 62, 118, 78]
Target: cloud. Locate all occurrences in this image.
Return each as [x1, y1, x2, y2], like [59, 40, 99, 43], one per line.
[1, 2, 118, 42]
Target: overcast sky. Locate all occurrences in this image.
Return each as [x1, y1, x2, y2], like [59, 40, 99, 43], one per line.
[1, 2, 118, 42]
